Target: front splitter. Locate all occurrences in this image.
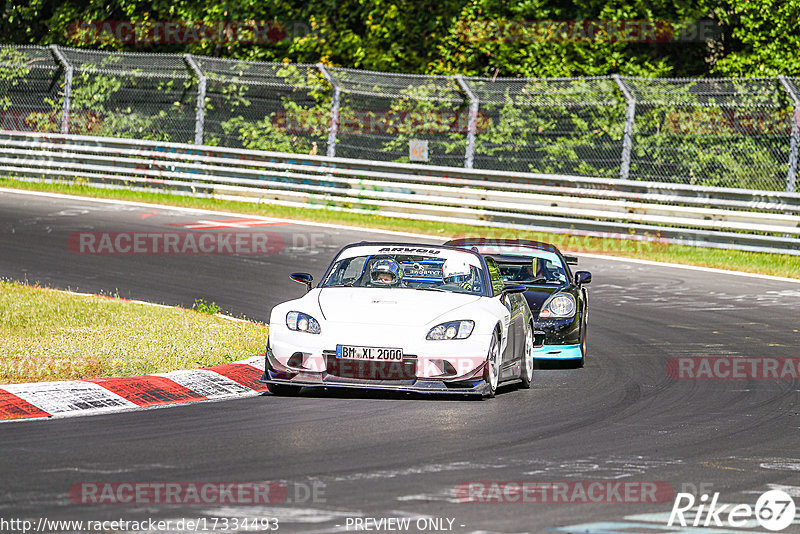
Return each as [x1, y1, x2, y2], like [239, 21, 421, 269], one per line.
[533, 344, 583, 360]
[260, 373, 490, 396]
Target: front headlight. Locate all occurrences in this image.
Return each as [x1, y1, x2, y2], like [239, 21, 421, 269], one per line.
[286, 311, 321, 334]
[539, 293, 576, 318]
[427, 320, 474, 340]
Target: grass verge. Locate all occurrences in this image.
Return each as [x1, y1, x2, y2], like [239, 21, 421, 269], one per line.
[1, 178, 798, 280]
[0, 280, 267, 384]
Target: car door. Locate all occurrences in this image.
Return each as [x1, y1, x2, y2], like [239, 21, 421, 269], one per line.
[485, 257, 517, 377]
[502, 292, 526, 378]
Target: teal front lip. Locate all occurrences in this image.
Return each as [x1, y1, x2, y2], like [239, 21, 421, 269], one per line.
[533, 344, 582, 360]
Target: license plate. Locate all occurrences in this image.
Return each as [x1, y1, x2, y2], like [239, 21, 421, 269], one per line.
[336, 345, 403, 361]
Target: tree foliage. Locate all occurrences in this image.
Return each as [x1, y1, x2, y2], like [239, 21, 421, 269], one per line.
[1, 0, 798, 77]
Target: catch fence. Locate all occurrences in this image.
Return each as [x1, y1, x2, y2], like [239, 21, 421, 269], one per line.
[1, 45, 798, 192]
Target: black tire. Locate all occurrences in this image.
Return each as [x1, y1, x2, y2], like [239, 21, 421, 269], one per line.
[519, 323, 534, 389]
[483, 330, 501, 399]
[266, 382, 302, 396]
[574, 318, 587, 369]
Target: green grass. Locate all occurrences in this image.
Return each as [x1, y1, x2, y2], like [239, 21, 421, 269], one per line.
[1, 177, 798, 279]
[193, 298, 223, 315]
[0, 280, 267, 384]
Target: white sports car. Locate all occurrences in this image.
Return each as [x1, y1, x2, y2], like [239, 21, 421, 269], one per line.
[261, 242, 537, 398]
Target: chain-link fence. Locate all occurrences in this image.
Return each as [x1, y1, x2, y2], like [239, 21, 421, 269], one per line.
[329, 67, 468, 167]
[58, 46, 198, 141]
[466, 76, 627, 177]
[0, 46, 65, 133]
[0, 45, 798, 192]
[625, 77, 795, 190]
[197, 57, 328, 153]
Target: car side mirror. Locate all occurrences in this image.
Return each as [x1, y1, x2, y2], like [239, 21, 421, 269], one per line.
[575, 271, 592, 285]
[290, 272, 313, 292]
[501, 284, 527, 295]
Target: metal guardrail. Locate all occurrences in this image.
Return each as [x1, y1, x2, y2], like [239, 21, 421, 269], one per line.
[3, 45, 800, 190]
[1, 130, 799, 255]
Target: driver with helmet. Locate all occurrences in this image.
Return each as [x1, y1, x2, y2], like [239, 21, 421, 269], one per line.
[368, 257, 405, 287]
[442, 257, 476, 291]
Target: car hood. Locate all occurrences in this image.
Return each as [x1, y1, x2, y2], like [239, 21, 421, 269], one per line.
[522, 285, 564, 313]
[318, 287, 481, 327]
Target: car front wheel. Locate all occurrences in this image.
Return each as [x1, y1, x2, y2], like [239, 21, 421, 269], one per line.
[483, 330, 501, 398]
[519, 324, 534, 389]
[575, 317, 587, 369]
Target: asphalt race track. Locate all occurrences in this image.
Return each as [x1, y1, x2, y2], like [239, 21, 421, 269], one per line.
[1, 189, 799, 534]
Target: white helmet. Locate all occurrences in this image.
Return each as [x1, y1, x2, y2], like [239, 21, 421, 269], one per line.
[443, 257, 472, 284]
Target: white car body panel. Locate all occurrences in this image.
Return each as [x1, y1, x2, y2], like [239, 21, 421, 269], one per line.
[269, 287, 510, 379]
[262, 242, 533, 396]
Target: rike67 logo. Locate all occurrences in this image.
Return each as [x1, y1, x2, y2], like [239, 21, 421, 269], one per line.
[669, 489, 796, 531]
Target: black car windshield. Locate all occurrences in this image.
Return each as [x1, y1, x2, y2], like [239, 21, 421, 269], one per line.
[493, 252, 568, 285]
[322, 253, 485, 295]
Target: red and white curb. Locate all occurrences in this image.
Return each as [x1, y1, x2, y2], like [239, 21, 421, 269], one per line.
[0, 355, 267, 422]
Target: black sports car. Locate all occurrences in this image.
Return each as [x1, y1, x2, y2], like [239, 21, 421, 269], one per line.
[445, 238, 591, 367]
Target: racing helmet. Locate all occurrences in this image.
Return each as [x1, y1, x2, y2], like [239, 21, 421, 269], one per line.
[443, 257, 472, 285]
[369, 257, 403, 286]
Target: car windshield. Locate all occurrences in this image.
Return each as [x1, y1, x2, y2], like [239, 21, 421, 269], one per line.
[322, 252, 485, 295]
[493, 253, 568, 285]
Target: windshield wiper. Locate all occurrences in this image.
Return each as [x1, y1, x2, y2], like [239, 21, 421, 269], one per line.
[520, 277, 562, 284]
[414, 286, 448, 292]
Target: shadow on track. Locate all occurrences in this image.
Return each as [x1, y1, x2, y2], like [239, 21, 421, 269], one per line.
[259, 383, 523, 401]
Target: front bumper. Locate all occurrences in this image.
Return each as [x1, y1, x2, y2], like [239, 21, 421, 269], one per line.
[260, 347, 491, 396]
[534, 343, 583, 360]
[260, 373, 491, 396]
[533, 316, 582, 358]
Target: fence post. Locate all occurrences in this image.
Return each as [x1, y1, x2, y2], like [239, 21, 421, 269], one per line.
[455, 75, 479, 169]
[184, 54, 206, 145]
[317, 64, 340, 158]
[612, 74, 636, 180]
[778, 75, 799, 193]
[49, 45, 72, 135]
